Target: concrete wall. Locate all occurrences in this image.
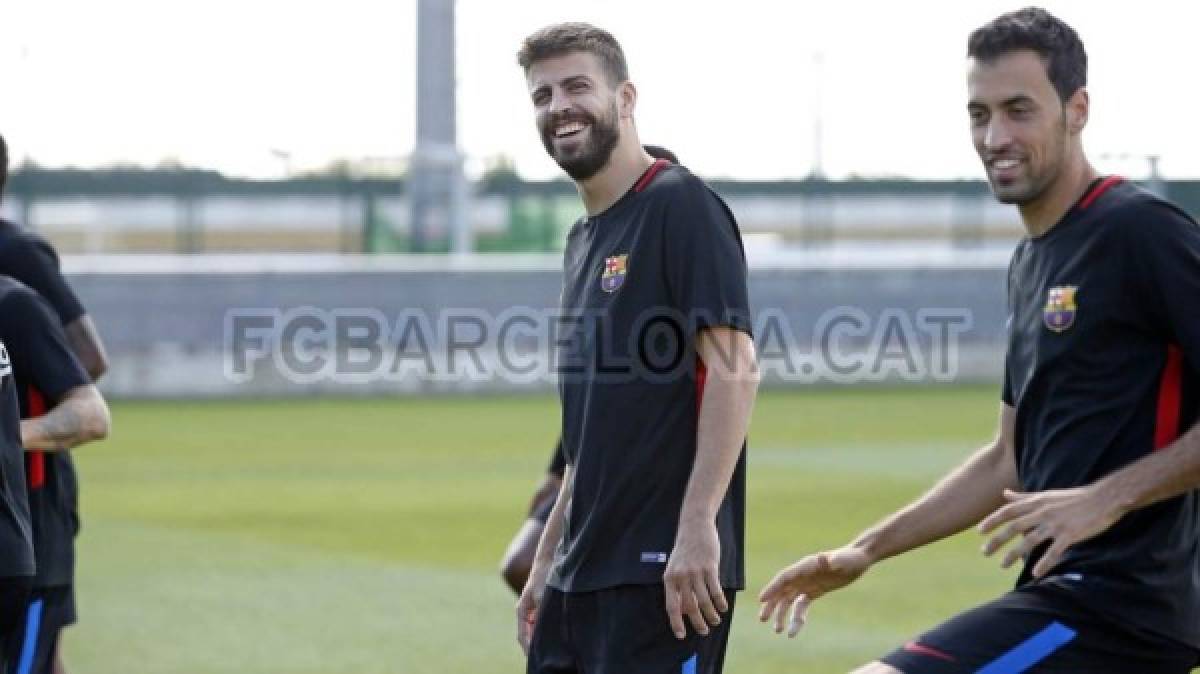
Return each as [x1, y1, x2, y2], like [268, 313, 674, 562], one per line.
[66, 253, 1011, 398]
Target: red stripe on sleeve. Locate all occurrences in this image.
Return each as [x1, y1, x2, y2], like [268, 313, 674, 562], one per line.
[26, 387, 47, 488]
[1154, 344, 1185, 451]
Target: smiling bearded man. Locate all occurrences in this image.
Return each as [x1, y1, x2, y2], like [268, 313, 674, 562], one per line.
[512, 22, 760, 674]
[759, 8, 1200, 674]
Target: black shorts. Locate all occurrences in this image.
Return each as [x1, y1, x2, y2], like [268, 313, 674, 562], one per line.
[880, 583, 1199, 673]
[6, 585, 75, 674]
[0, 577, 32, 672]
[528, 584, 736, 674]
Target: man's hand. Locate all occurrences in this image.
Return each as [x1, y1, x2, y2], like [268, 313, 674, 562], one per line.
[663, 518, 728, 640]
[516, 565, 549, 655]
[979, 487, 1125, 577]
[757, 546, 872, 638]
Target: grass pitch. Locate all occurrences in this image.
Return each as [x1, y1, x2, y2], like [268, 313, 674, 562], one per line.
[68, 386, 1014, 673]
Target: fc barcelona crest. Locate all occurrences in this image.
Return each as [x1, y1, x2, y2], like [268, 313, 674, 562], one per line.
[1043, 285, 1078, 332]
[601, 254, 628, 293]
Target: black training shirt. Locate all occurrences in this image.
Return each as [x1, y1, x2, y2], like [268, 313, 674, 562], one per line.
[0, 277, 91, 588]
[0, 219, 87, 326]
[1004, 177, 1200, 648]
[550, 160, 752, 593]
[0, 337, 34, 579]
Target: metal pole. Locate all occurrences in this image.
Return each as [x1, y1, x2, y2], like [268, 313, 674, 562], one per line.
[412, 0, 471, 253]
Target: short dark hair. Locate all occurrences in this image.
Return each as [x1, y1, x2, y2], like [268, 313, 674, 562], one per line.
[968, 7, 1087, 103]
[517, 22, 629, 86]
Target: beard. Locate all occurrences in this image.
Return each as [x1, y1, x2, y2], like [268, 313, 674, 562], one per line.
[539, 101, 621, 182]
[988, 121, 1069, 206]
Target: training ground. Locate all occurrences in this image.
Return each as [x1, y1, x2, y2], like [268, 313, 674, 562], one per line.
[71, 386, 1013, 672]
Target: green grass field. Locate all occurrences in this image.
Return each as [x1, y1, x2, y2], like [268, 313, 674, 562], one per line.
[66, 386, 1016, 673]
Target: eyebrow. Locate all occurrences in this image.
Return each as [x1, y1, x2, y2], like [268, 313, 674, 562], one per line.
[966, 94, 1036, 110]
[530, 74, 592, 99]
[559, 74, 592, 88]
[1001, 95, 1036, 107]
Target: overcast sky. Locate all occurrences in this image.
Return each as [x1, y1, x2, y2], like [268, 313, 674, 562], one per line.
[1, 0, 1195, 180]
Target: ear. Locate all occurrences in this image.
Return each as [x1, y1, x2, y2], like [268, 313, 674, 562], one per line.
[618, 80, 638, 120]
[1065, 88, 1089, 135]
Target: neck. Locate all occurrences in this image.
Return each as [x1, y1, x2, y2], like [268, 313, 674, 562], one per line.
[576, 135, 653, 216]
[1018, 156, 1100, 238]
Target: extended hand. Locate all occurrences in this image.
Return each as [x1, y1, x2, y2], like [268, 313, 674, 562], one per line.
[978, 487, 1124, 578]
[757, 546, 872, 638]
[663, 519, 728, 640]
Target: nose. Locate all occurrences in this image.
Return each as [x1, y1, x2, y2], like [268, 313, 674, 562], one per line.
[983, 118, 1013, 154]
[549, 87, 573, 117]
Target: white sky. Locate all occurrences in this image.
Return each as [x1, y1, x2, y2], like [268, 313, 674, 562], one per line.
[0, 0, 1196, 180]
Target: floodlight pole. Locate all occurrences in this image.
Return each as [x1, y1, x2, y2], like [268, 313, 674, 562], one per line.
[411, 0, 470, 254]
[809, 51, 826, 181]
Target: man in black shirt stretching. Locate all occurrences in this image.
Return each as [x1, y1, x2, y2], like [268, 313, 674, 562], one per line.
[760, 8, 1200, 673]
[514, 23, 759, 674]
[0, 135, 111, 674]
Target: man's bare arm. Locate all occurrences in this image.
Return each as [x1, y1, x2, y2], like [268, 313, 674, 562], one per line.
[528, 463, 571, 582]
[63, 315, 109, 381]
[664, 327, 759, 639]
[20, 385, 110, 452]
[854, 404, 1019, 564]
[516, 463, 573, 654]
[680, 327, 760, 524]
[1099, 423, 1200, 513]
[759, 404, 1018, 636]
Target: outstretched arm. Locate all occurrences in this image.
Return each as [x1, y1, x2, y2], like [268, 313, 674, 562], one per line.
[759, 403, 1018, 637]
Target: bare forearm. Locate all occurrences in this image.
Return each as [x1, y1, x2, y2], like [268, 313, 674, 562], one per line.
[531, 465, 572, 571]
[1094, 424, 1200, 517]
[680, 329, 759, 524]
[20, 386, 110, 451]
[853, 440, 1017, 564]
[680, 374, 758, 523]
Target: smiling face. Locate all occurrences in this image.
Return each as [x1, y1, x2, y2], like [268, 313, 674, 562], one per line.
[967, 49, 1085, 205]
[526, 51, 625, 182]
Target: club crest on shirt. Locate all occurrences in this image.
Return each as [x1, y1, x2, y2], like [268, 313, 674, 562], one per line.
[601, 254, 628, 293]
[1043, 285, 1078, 332]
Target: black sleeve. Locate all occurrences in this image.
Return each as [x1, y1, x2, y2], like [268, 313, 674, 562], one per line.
[1124, 202, 1200, 373]
[0, 233, 86, 326]
[661, 180, 753, 337]
[1002, 354, 1015, 406]
[547, 439, 566, 477]
[2, 286, 90, 406]
[1002, 250, 1017, 406]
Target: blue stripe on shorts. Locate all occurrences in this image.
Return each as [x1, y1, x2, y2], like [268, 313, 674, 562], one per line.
[16, 598, 44, 674]
[976, 621, 1077, 674]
